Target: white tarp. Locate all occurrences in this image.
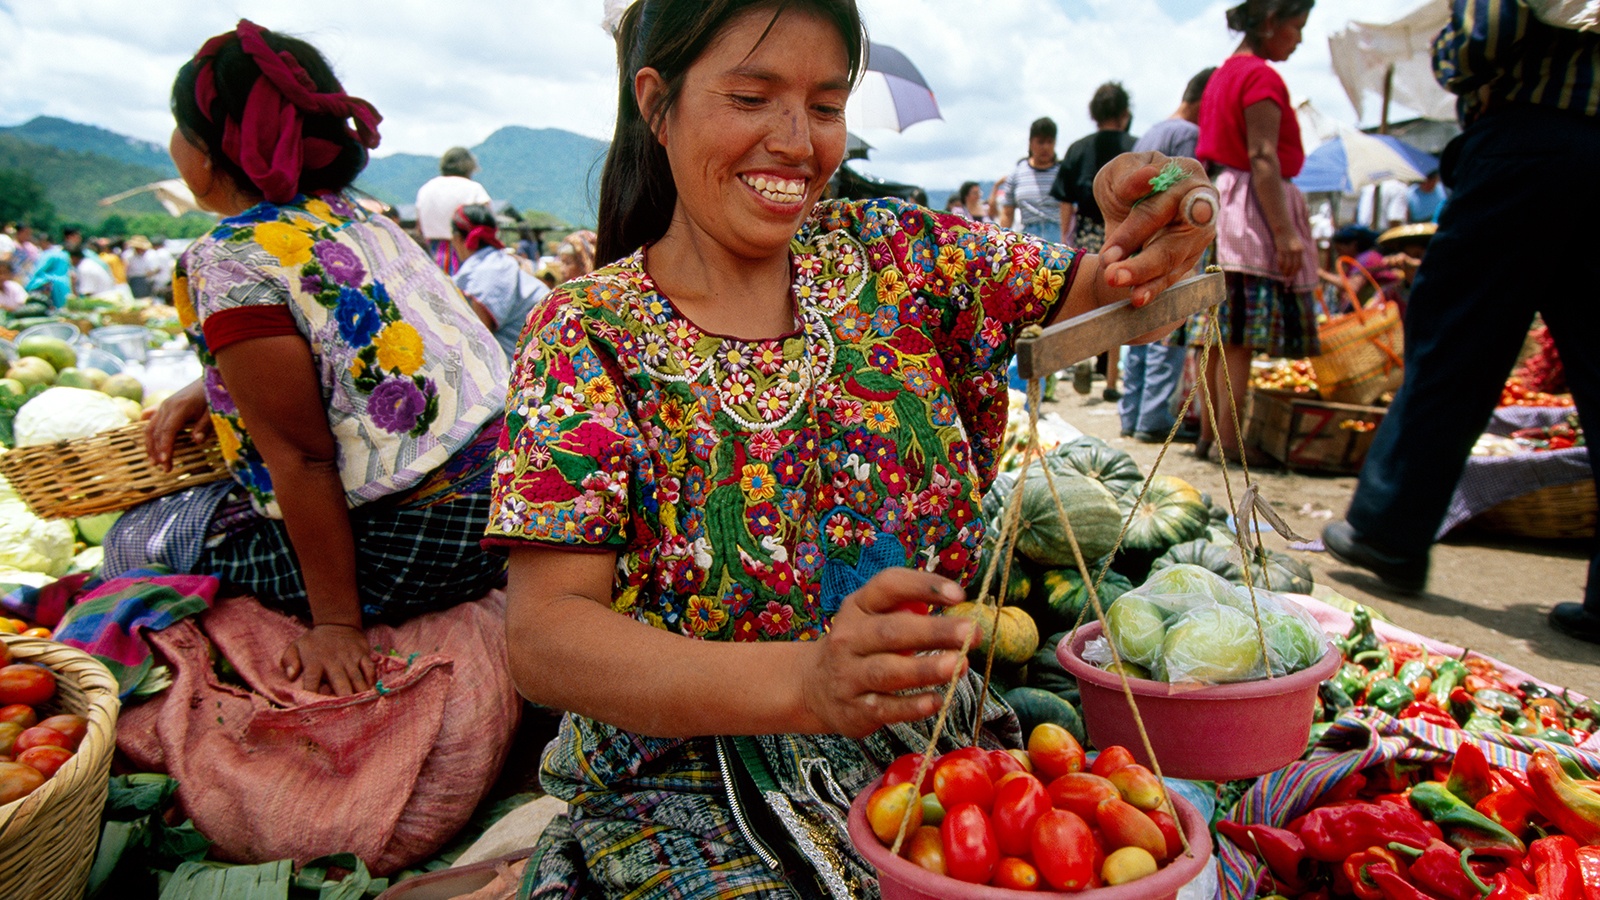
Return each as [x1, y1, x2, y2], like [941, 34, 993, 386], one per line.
[98, 179, 203, 217]
[1328, 0, 1457, 123]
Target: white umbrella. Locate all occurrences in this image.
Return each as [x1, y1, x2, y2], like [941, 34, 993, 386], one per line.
[1328, 0, 1455, 123]
[848, 42, 941, 133]
[98, 179, 205, 217]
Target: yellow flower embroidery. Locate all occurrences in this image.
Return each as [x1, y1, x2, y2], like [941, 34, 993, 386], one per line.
[304, 198, 338, 224]
[253, 222, 313, 267]
[684, 595, 728, 637]
[172, 272, 197, 329]
[350, 355, 368, 379]
[373, 321, 425, 375]
[739, 463, 776, 502]
[937, 245, 966, 281]
[585, 378, 618, 407]
[1031, 265, 1064, 299]
[864, 401, 900, 433]
[214, 416, 242, 462]
[613, 584, 641, 615]
[878, 269, 909, 304]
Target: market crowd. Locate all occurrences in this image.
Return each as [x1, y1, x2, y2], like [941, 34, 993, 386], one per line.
[1, 0, 1596, 893]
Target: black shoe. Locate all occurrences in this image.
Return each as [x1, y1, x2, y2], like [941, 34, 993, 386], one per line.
[1073, 362, 1093, 395]
[1133, 430, 1163, 443]
[1548, 603, 1600, 644]
[1120, 429, 1135, 438]
[1173, 423, 1200, 444]
[1321, 521, 1428, 594]
[1103, 388, 1122, 401]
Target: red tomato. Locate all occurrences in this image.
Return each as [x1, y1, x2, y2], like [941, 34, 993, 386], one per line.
[13, 726, 68, 755]
[940, 803, 999, 884]
[1095, 796, 1169, 860]
[902, 825, 946, 875]
[991, 856, 1042, 891]
[984, 748, 1025, 782]
[1089, 745, 1137, 778]
[1026, 723, 1085, 781]
[866, 782, 923, 844]
[1107, 763, 1163, 810]
[893, 601, 933, 615]
[941, 747, 987, 766]
[1031, 809, 1097, 892]
[990, 773, 1051, 857]
[20, 628, 49, 639]
[17, 745, 71, 779]
[1047, 772, 1120, 820]
[36, 715, 86, 749]
[0, 664, 55, 707]
[0, 704, 37, 729]
[0, 760, 44, 804]
[1146, 808, 1183, 860]
[933, 757, 994, 812]
[883, 753, 934, 794]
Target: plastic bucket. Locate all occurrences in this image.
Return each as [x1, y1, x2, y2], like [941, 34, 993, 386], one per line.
[89, 325, 151, 363]
[74, 346, 124, 375]
[16, 321, 83, 347]
[1059, 623, 1340, 781]
[847, 775, 1212, 900]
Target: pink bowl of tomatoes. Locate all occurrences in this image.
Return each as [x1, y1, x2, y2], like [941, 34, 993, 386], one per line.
[847, 725, 1213, 899]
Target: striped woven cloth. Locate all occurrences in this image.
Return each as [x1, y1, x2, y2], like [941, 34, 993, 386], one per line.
[1218, 707, 1600, 900]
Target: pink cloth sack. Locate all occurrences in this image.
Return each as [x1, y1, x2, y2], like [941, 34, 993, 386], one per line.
[117, 591, 521, 875]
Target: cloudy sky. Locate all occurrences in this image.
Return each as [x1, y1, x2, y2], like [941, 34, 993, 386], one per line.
[0, 0, 1442, 190]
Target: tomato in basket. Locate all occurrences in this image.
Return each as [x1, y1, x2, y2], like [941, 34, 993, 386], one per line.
[0, 760, 45, 804]
[0, 664, 55, 707]
[16, 745, 72, 779]
[37, 715, 87, 748]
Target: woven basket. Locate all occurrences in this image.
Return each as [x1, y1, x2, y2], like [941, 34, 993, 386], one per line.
[1309, 257, 1405, 406]
[0, 420, 229, 520]
[0, 636, 121, 900]
[1473, 479, 1597, 540]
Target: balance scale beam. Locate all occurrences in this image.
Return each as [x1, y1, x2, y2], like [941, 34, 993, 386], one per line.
[1013, 272, 1225, 381]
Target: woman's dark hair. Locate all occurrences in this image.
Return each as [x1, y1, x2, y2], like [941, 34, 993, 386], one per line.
[1183, 67, 1217, 105]
[1028, 117, 1057, 142]
[171, 26, 371, 199]
[1226, 0, 1315, 39]
[596, 0, 867, 265]
[958, 181, 980, 204]
[1088, 81, 1130, 126]
[451, 203, 498, 237]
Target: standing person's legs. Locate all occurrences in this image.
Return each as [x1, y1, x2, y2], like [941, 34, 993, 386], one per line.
[1119, 345, 1147, 436]
[1134, 344, 1186, 439]
[1541, 301, 1600, 641]
[1201, 344, 1252, 456]
[1330, 107, 1572, 586]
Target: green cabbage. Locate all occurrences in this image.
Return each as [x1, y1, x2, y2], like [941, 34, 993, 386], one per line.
[0, 498, 76, 576]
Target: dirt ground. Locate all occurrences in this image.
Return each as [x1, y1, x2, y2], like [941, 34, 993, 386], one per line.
[1042, 387, 1600, 699]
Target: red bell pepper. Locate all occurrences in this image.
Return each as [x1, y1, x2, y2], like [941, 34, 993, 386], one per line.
[1402, 702, 1461, 730]
[1527, 748, 1600, 844]
[1446, 744, 1495, 806]
[1525, 835, 1585, 900]
[1345, 846, 1409, 900]
[1368, 861, 1448, 900]
[1217, 820, 1308, 890]
[1486, 869, 1538, 900]
[1321, 773, 1371, 806]
[1390, 840, 1494, 900]
[1575, 846, 1600, 900]
[1301, 801, 1437, 862]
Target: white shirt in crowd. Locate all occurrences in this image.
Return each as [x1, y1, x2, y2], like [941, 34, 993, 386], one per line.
[1357, 180, 1410, 231]
[0, 233, 16, 257]
[415, 175, 491, 242]
[123, 248, 161, 280]
[75, 256, 117, 296]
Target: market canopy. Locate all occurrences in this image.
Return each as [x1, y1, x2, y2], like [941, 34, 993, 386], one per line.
[1328, 0, 1456, 123]
[1295, 130, 1435, 194]
[98, 179, 204, 217]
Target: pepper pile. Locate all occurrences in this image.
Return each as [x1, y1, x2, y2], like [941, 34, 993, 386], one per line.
[1315, 609, 1598, 746]
[1512, 325, 1566, 396]
[1509, 413, 1584, 452]
[1226, 743, 1600, 898]
[1500, 375, 1571, 409]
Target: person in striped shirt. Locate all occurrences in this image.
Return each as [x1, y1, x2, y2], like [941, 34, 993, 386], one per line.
[998, 116, 1061, 240]
[1324, 0, 1600, 645]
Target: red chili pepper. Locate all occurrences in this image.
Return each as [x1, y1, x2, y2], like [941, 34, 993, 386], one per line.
[1390, 841, 1493, 900]
[1476, 786, 1534, 839]
[1527, 748, 1600, 844]
[1575, 846, 1600, 900]
[1322, 773, 1371, 806]
[1402, 702, 1462, 730]
[1368, 861, 1447, 900]
[1525, 835, 1585, 900]
[1486, 869, 1539, 900]
[1445, 744, 1494, 806]
[1300, 801, 1438, 863]
[1217, 820, 1309, 890]
[1345, 846, 1408, 900]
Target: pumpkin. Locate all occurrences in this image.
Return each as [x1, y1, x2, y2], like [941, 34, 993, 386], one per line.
[1148, 540, 1316, 595]
[1026, 632, 1079, 703]
[982, 471, 1018, 526]
[971, 539, 1037, 608]
[1199, 491, 1232, 527]
[1002, 686, 1086, 746]
[1248, 547, 1315, 594]
[1116, 475, 1210, 556]
[946, 602, 1040, 666]
[1150, 539, 1242, 582]
[1046, 437, 1144, 499]
[1012, 468, 1123, 567]
[1040, 566, 1132, 632]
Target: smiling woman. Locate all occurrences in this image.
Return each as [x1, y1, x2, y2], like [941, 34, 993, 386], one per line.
[489, 0, 1218, 895]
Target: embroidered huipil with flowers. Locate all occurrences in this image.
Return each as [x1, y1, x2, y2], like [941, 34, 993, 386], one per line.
[175, 192, 508, 518]
[486, 198, 1076, 640]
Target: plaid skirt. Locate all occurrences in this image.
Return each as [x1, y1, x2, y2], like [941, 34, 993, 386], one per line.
[1187, 272, 1322, 359]
[521, 673, 1020, 899]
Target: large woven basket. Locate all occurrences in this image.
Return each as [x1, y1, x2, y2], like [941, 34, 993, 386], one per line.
[1473, 479, 1597, 540]
[0, 636, 121, 900]
[1309, 258, 1405, 406]
[0, 420, 229, 520]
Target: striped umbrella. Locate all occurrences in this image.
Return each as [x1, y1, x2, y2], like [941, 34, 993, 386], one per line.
[848, 42, 941, 133]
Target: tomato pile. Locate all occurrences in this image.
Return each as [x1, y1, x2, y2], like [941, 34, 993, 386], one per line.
[0, 618, 52, 639]
[862, 724, 1185, 892]
[1253, 359, 1319, 394]
[0, 642, 84, 806]
[1499, 375, 1571, 408]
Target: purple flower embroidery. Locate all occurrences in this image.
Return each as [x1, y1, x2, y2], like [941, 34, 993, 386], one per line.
[320, 193, 357, 219]
[313, 241, 366, 287]
[299, 274, 323, 295]
[369, 377, 427, 434]
[204, 367, 236, 414]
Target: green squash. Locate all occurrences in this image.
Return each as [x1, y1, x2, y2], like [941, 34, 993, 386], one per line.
[1013, 468, 1123, 568]
[1199, 491, 1233, 527]
[982, 471, 1018, 527]
[1002, 686, 1087, 746]
[1149, 540, 1316, 595]
[1046, 437, 1144, 499]
[1248, 547, 1316, 594]
[1026, 632, 1079, 703]
[1150, 539, 1242, 582]
[1117, 475, 1210, 556]
[1040, 566, 1132, 631]
[971, 538, 1038, 610]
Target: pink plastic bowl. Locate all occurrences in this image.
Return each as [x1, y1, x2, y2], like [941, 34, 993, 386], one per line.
[847, 775, 1212, 900]
[1058, 622, 1340, 781]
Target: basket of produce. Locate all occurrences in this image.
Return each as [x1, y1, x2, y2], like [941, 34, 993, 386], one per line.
[0, 418, 228, 520]
[847, 731, 1213, 899]
[1058, 565, 1340, 781]
[0, 635, 122, 900]
[1473, 479, 1597, 541]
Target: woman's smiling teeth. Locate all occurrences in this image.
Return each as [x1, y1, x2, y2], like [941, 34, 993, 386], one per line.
[742, 175, 806, 204]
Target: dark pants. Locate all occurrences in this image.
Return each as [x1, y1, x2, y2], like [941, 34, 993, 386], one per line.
[1345, 104, 1600, 612]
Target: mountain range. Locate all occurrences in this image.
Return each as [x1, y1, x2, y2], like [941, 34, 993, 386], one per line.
[0, 116, 608, 228]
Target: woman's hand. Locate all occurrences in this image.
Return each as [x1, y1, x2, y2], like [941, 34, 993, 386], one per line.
[1094, 153, 1217, 307]
[143, 378, 213, 471]
[1273, 228, 1305, 280]
[282, 623, 376, 696]
[801, 568, 976, 739]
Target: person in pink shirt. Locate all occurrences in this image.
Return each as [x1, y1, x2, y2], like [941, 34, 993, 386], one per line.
[1191, 0, 1321, 462]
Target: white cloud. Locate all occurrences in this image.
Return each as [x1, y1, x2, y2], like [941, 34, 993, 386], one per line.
[0, 0, 1446, 188]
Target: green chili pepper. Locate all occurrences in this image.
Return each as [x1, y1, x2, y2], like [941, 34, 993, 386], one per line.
[1430, 659, 1469, 705]
[1410, 781, 1526, 857]
[1464, 709, 1507, 734]
[1339, 607, 1382, 660]
[1397, 659, 1430, 691]
[1474, 689, 1523, 720]
[1534, 728, 1577, 746]
[1367, 678, 1413, 716]
[1334, 663, 1370, 699]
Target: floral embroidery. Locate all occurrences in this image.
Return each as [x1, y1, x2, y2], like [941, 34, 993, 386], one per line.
[486, 198, 1074, 642]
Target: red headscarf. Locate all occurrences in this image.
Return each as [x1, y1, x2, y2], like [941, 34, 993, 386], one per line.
[451, 206, 505, 253]
[192, 19, 383, 203]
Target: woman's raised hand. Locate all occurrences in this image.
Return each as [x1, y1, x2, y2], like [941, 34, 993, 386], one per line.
[802, 568, 975, 739]
[1094, 153, 1218, 307]
[144, 377, 214, 471]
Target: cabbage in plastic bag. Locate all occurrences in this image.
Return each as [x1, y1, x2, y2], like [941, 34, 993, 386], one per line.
[1135, 563, 1239, 612]
[1228, 585, 1332, 675]
[1103, 594, 1170, 669]
[1160, 605, 1267, 684]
